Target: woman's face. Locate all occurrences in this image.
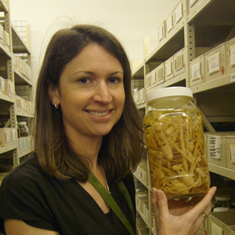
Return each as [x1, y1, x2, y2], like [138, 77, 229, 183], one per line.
[52, 43, 125, 141]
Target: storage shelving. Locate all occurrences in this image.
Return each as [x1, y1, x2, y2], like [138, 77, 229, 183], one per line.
[132, 0, 235, 234]
[0, 0, 33, 184]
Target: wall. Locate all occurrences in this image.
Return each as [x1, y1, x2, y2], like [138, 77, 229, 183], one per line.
[9, 0, 179, 85]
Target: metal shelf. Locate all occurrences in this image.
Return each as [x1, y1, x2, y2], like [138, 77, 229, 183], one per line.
[209, 163, 235, 181]
[0, 143, 17, 154]
[0, 0, 8, 12]
[132, 62, 144, 79]
[11, 25, 30, 54]
[14, 68, 32, 86]
[190, 73, 235, 94]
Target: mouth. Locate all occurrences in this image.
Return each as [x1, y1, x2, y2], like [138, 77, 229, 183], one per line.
[87, 111, 110, 117]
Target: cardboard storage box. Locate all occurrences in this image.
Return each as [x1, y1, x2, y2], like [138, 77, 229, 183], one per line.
[155, 63, 165, 85]
[5, 79, 15, 97]
[166, 11, 174, 36]
[158, 21, 166, 43]
[0, 76, 5, 95]
[145, 71, 155, 89]
[133, 88, 139, 104]
[190, 54, 206, 86]
[205, 132, 235, 168]
[205, 43, 226, 81]
[208, 211, 235, 235]
[138, 88, 145, 104]
[224, 225, 235, 235]
[225, 37, 235, 75]
[173, 47, 186, 76]
[0, 128, 17, 147]
[165, 56, 174, 80]
[174, 0, 184, 26]
[226, 136, 235, 171]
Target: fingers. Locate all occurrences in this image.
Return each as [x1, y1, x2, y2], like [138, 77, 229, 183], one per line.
[152, 188, 169, 218]
[192, 187, 217, 216]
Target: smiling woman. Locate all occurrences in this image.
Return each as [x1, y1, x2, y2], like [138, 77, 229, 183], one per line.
[0, 24, 216, 235]
[0, 24, 144, 235]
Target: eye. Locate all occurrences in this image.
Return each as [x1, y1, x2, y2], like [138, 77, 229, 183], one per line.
[77, 77, 92, 84]
[108, 76, 123, 84]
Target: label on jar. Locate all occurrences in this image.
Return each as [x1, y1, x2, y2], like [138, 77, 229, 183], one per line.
[208, 136, 221, 160]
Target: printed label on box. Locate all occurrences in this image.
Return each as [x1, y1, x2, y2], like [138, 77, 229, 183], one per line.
[208, 136, 221, 160]
[208, 52, 220, 75]
[192, 62, 201, 81]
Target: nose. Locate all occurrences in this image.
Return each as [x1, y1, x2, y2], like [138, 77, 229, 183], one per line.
[93, 81, 112, 103]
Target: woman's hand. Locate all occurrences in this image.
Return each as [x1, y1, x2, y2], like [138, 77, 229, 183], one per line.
[152, 187, 217, 235]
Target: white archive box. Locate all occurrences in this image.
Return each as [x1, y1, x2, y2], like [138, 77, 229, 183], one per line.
[205, 43, 226, 81]
[150, 68, 157, 87]
[205, 132, 235, 168]
[5, 79, 15, 98]
[158, 21, 166, 43]
[226, 136, 235, 171]
[0, 128, 17, 147]
[224, 225, 235, 235]
[155, 63, 165, 85]
[138, 88, 145, 104]
[0, 24, 4, 43]
[0, 76, 5, 95]
[145, 71, 155, 89]
[174, 0, 184, 27]
[133, 88, 139, 104]
[166, 10, 174, 36]
[173, 47, 187, 76]
[190, 54, 206, 87]
[225, 37, 235, 75]
[164, 56, 174, 80]
[208, 211, 235, 235]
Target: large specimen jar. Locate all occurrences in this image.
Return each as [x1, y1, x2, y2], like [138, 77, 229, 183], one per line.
[143, 87, 210, 199]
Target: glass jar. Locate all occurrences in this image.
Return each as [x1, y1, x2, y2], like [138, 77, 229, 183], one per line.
[18, 122, 29, 137]
[143, 87, 210, 199]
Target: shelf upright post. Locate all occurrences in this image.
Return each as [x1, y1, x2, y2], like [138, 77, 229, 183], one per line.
[183, 0, 195, 88]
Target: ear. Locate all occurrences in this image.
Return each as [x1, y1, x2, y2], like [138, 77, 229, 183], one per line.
[48, 84, 60, 106]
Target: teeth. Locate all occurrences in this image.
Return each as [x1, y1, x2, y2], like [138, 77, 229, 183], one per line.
[89, 111, 109, 117]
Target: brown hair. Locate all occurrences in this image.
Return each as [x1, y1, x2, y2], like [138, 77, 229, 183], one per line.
[34, 24, 143, 182]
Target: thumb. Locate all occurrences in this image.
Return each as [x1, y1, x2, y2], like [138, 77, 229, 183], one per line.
[152, 188, 169, 218]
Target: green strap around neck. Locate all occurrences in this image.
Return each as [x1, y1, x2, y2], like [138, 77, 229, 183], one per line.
[88, 171, 135, 235]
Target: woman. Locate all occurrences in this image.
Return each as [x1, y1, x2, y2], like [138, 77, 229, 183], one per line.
[0, 24, 216, 235]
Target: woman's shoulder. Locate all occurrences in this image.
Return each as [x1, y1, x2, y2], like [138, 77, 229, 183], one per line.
[1, 153, 44, 189]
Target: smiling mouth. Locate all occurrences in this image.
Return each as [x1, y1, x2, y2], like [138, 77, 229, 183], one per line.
[88, 111, 110, 117]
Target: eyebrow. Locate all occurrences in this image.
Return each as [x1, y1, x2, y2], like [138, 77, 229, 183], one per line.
[73, 71, 124, 76]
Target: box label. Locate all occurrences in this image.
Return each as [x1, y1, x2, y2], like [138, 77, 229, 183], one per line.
[208, 52, 220, 75]
[192, 62, 201, 81]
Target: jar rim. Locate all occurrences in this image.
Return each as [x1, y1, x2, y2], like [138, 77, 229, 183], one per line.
[147, 87, 193, 103]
